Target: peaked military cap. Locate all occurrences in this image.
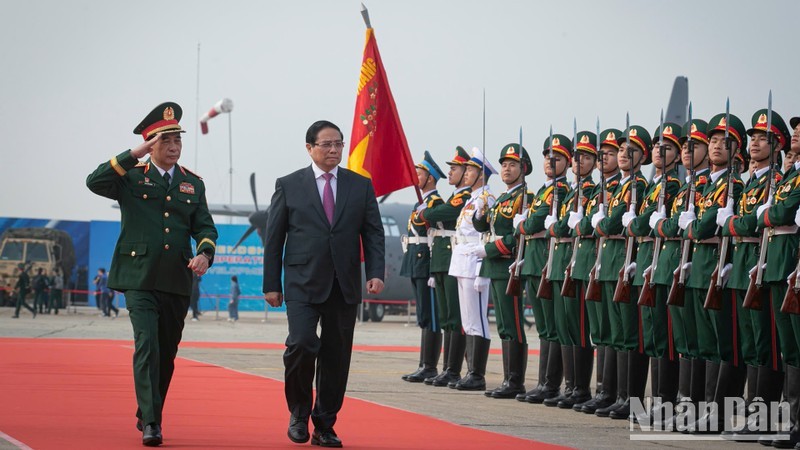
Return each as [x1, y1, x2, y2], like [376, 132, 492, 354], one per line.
[499, 143, 532, 175]
[653, 123, 682, 149]
[679, 119, 709, 146]
[747, 109, 790, 150]
[791, 116, 800, 130]
[542, 134, 573, 161]
[416, 150, 446, 181]
[465, 148, 498, 178]
[618, 125, 653, 165]
[708, 113, 747, 149]
[446, 146, 471, 166]
[133, 102, 185, 141]
[599, 128, 622, 150]
[575, 131, 598, 156]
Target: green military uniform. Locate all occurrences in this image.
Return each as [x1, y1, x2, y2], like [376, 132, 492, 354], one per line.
[13, 264, 36, 318]
[417, 146, 472, 386]
[400, 151, 444, 383]
[473, 143, 533, 399]
[85, 102, 218, 434]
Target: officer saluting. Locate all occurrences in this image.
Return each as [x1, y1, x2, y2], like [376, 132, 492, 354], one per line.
[86, 102, 218, 447]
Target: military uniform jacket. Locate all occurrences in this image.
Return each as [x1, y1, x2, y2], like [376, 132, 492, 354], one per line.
[419, 187, 471, 273]
[626, 169, 680, 286]
[86, 150, 218, 296]
[683, 169, 743, 289]
[758, 165, 800, 282]
[15, 271, 30, 296]
[546, 178, 581, 282]
[574, 173, 619, 281]
[519, 179, 568, 277]
[721, 167, 775, 290]
[652, 170, 708, 286]
[449, 186, 495, 278]
[595, 172, 647, 281]
[400, 190, 437, 279]
[473, 184, 532, 279]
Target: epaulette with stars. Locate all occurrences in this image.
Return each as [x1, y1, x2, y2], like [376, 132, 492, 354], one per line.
[182, 166, 203, 180]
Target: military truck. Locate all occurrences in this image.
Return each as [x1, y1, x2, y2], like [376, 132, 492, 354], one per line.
[0, 228, 76, 306]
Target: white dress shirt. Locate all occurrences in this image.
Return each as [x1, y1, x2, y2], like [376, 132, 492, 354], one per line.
[311, 164, 338, 203]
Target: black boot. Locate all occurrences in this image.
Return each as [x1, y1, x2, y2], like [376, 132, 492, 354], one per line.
[493, 340, 527, 399]
[517, 338, 549, 402]
[582, 346, 617, 414]
[734, 366, 784, 441]
[433, 331, 466, 387]
[611, 351, 649, 420]
[597, 349, 628, 417]
[651, 357, 680, 430]
[561, 345, 593, 409]
[690, 358, 706, 404]
[768, 365, 800, 448]
[545, 345, 574, 407]
[526, 341, 562, 403]
[574, 345, 604, 412]
[425, 331, 451, 385]
[450, 334, 473, 389]
[486, 340, 510, 397]
[687, 360, 724, 434]
[406, 330, 441, 383]
[402, 330, 426, 381]
[457, 336, 490, 391]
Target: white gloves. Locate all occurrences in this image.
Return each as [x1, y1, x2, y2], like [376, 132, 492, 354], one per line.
[622, 209, 636, 227]
[591, 204, 607, 228]
[674, 262, 692, 275]
[720, 263, 733, 287]
[474, 276, 491, 291]
[470, 245, 488, 259]
[649, 209, 666, 230]
[716, 200, 734, 228]
[473, 197, 486, 219]
[757, 203, 770, 219]
[544, 214, 557, 229]
[624, 262, 637, 278]
[512, 213, 527, 229]
[749, 264, 766, 277]
[568, 206, 585, 228]
[678, 206, 696, 231]
[795, 207, 800, 227]
[508, 259, 525, 274]
[427, 277, 436, 288]
[643, 265, 652, 278]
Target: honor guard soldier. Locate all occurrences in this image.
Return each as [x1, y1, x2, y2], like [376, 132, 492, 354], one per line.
[628, 122, 680, 423]
[528, 133, 574, 406]
[592, 125, 650, 420]
[548, 130, 597, 409]
[575, 128, 622, 414]
[753, 110, 799, 447]
[401, 151, 446, 383]
[12, 263, 36, 318]
[472, 143, 533, 399]
[417, 146, 472, 387]
[86, 102, 218, 446]
[449, 149, 497, 391]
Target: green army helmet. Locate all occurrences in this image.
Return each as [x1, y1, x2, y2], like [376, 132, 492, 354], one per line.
[575, 131, 598, 157]
[747, 109, 791, 151]
[499, 143, 532, 175]
[133, 102, 185, 141]
[599, 128, 623, 151]
[445, 146, 471, 166]
[542, 134, 574, 162]
[617, 125, 653, 165]
[679, 119, 709, 146]
[415, 150, 446, 181]
[708, 113, 748, 169]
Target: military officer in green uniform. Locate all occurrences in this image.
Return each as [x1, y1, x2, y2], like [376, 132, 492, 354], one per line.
[86, 102, 218, 447]
[401, 151, 445, 383]
[626, 123, 680, 423]
[574, 129, 622, 414]
[591, 125, 649, 420]
[472, 143, 533, 399]
[12, 263, 36, 318]
[418, 147, 472, 387]
[753, 110, 799, 447]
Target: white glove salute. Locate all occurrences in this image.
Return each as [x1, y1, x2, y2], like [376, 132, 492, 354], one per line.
[427, 277, 436, 288]
[648, 207, 666, 230]
[621, 209, 636, 228]
[568, 206, 585, 229]
[678, 205, 696, 231]
[716, 199, 734, 228]
[473, 276, 491, 291]
[591, 204, 607, 229]
[512, 213, 527, 229]
[544, 214, 557, 229]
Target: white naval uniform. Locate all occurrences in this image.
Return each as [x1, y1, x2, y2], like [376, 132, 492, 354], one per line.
[449, 186, 495, 338]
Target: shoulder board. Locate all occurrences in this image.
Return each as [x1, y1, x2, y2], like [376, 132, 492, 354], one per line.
[607, 180, 619, 188]
[667, 175, 680, 183]
[776, 173, 784, 183]
[182, 166, 203, 180]
[430, 195, 442, 201]
[450, 196, 465, 207]
[636, 176, 647, 183]
[134, 161, 147, 168]
[581, 181, 594, 189]
[732, 177, 744, 186]
[556, 181, 568, 188]
[696, 175, 709, 185]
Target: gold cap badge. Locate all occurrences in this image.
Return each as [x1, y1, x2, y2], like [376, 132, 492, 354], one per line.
[163, 107, 175, 121]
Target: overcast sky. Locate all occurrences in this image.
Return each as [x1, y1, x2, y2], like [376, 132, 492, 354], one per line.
[2, 0, 799, 221]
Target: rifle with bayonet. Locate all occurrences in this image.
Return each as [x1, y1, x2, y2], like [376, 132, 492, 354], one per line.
[638, 110, 666, 307]
[586, 118, 604, 302]
[667, 103, 695, 307]
[614, 113, 636, 303]
[744, 91, 776, 310]
[537, 126, 557, 300]
[561, 119, 580, 298]
[782, 249, 800, 314]
[705, 98, 733, 310]
[506, 127, 527, 296]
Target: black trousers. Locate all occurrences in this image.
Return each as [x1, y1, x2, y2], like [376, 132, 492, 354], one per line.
[284, 280, 358, 430]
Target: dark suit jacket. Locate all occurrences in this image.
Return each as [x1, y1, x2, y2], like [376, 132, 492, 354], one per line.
[263, 165, 385, 304]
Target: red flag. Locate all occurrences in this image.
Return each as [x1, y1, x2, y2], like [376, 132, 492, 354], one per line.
[348, 28, 416, 198]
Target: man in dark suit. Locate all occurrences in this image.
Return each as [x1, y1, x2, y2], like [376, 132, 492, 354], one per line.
[264, 120, 385, 448]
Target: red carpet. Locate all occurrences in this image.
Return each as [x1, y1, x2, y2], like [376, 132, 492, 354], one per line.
[0, 338, 562, 449]
[180, 340, 541, 356]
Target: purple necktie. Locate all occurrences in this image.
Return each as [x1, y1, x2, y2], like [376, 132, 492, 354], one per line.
[322, 172, 335, 224]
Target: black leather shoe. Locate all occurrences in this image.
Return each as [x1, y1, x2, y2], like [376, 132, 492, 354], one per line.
[142, 423, 162, 447]
[136, 419, 143, 431]
[311, 428, 342, 448]
[287, 416, 310, 444]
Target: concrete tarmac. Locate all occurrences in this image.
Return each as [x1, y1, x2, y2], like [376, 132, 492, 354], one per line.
[0, 306, 747, 449]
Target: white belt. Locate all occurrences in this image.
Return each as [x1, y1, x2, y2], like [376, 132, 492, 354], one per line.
[555, 237, 574, 244]
[453, 235, 481, 245]
[404, 236, 430, 245]
[637, 237, 654, 243]
[430, 229, 456, 237]
[771, 225, 799, 236]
